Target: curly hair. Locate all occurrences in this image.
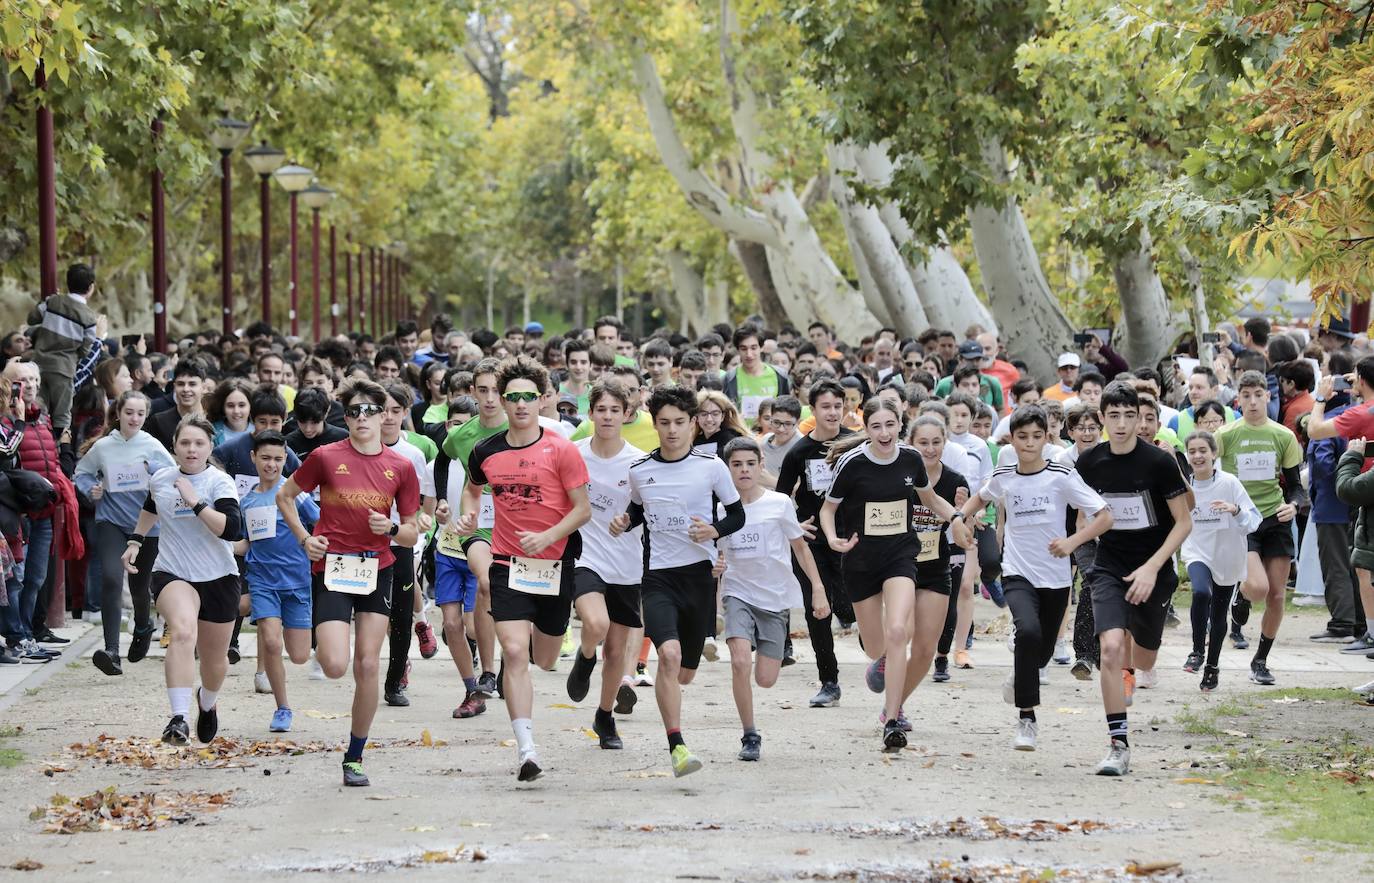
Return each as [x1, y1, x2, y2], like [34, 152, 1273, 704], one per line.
[496, 354, 549, 395]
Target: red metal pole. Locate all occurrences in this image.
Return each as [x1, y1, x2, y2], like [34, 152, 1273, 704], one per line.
[288, 192, 300, 337]
[345, 234, 354, 332]
[369, 247, 378, 337]
[219, 151, 234, 336]
[329, 224, 338, 338]
[151, 118, 168, 354]
[259, 174, 272, 327]
[310, 208, 321, 342]
[1352, 298, 1370, 336]
[36, 64, 57, 300]
[384, 255, 393, 328]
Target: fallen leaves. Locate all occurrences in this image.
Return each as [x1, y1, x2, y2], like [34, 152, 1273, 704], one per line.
[61, 732, 447, 771]
[10, 859, 43, 871]
[34, 787, 233, 834]
[810, 817, 1110, 842]
[303, 709, 348, 719]
[1126, 860, 1183, 876]
[419, 846, 486, 863]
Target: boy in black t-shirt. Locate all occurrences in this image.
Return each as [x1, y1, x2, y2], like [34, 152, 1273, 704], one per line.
[1074, 383, 1192, 777]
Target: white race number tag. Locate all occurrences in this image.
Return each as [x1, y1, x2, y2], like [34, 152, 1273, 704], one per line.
[806, 459, 834, 494]
[324, 554, 378, 595]
[727, 529, 765, 559]
[477, 492, 496, 529]
[864, 500, 907, 537]
[509, 556, 562, 596]
[1190, 507, 1226, 532]
[1103, 493, 1152, 531]
[916, 530, 940, 562]
[437, 529, 466, 558]
[741, 396, 764, 420]
[234, 474, 259, 499]
[108, 461, 148, 493]
[1008, 492, 1053, 526]
[1236, 451, 1276, 482]
[645, 505, 690, 533]
[245, 506, 277, 541]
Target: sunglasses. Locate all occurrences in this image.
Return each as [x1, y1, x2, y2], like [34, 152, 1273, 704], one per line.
[502, 391, 540, 403]
[344, 403, 383, 419]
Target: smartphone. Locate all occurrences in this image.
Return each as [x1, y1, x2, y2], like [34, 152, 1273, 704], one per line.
[1073, 333, 1095, 346]
[121, 334, 143, 349]
[10, 382, 21, 402]
[1334, 376, 1352, 392]
[1201, 332, 1222, 344]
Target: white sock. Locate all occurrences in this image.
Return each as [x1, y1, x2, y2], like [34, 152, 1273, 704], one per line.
[167, 687, 192, 718]
[1366, 619, 1374, 638]
[198, 687, 218, 711]
[511, 718, 535, 756]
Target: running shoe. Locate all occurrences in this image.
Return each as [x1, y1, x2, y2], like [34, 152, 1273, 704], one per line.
[1249, 660, 1276, 685]
[34, 628, 68, 645]
[518, 753, 543, 782]
[195, 689, 219, 743]
[932, 656, 950, 683]
[307, 653, 326, 680]
[1038, 666, 1050, 685]
[670, 744, 702, 777]
[1164, 604, 1181, 629]
[1002, 670, 1016, 705]
[560, 629, 576, 659]
[614, 682, 638, 715]
[882, 718, 907, 751]
[1231, 594, 1251, 627]
[566, 650, 597, 702]
[162, 715, 190, 746]
[1052, 638, 1070, 665]
[1352, 679, 1374, 699]
[1230, 627, 1249, 650]
[1136, 668, 1158, 689]
[401, 659, 411, 689]
[896, 708, 912, 732]
[594, 715, 623, 750]
[0, 646, 19, 665]
[1070, 659, 1093, 681]
[342, 760, 370, 787]
[1013, 717, 1038, 751]
[809, 682, 841, 707]
[415, 621, 438, 658]
[983, 578, 1006, 607]
[475, 670, 498, 698]
[865, 656, 886, 693]
[384, 686, 410, 707]
[1340, 634, 1374, 653]
[1309, 628, 1356, 643]
[1005, 625, 1017, 654]
[227, 643, 241, 665]
[1183, 652, 1203, 674]
[1094, 739, 1130, 776]
[92, 649, 122, 676]
[1199, 665, 1219, 693]
[965, 632, 974, 650]
[738, 732, 762, 762]
[1122, 669, 1136, 707]
[20, 639, 57, 661]
[702, 637, 719, 662]
[954, 649, 973, 669]
[254, 671, 272, 694]
[270, 707, 293, 733]
[454, 692, 486, 719]
[781, 639, 795, 667]
[633, 663, 654, 687]
[496, 660, 506, 699]
[127, 626, 153, 663]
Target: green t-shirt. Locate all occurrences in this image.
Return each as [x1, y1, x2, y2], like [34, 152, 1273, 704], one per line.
[736, 367, 780, 427]
[932, 374, 1005, 412]
[1215, 418, 1302, 517]
[421, 402, 448, 428]
[559, 381, 591, 416]
[441, 417, 508, 541]
[613, 355, 638, 368]
[405, 430, 438, 463]
[569, 409, 660, 452]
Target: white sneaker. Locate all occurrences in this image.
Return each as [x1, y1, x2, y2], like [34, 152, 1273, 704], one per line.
[1353, 679, 1374, 698]
[1038, 665, 1050, 685]
[633, 668, 655, 687]
[1052, 638, 1070, 664]
[702, 637, 719, 663]
[1094, 739, 1131, 776]
[85, 610, 103, 626]
[1005, 624, 1016, 654]
[1013, 717, 1038, 751]
[307, 653, 326, 681]
[1002, 670, 1016, 705]
[1136, 668, 1159, 689]
[254, 671, 272, 694]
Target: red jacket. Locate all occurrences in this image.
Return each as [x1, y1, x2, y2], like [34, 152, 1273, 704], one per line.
[53, 471, 84, 560]
[8, 404, 63, 519]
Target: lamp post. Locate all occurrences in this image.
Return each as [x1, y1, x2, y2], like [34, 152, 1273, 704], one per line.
[300, 181, 335, 342]
[329, 224, 338, 337]
[369, 247, 378, 337]
[273, 161, 314, 337]
[150, 117, 168, 354]
[346, 233, 355, 332]
[243, 141, 286, 327]
[210, 114, 251, 337]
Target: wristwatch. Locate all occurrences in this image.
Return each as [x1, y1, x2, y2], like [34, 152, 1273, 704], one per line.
[389, 523, 399, 537]
[192, 501, 208, 516]
[1314, 395, 1326, 404]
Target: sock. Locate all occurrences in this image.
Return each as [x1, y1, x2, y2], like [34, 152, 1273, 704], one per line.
[167, 687, 192, 718]
[1253, 634, 1275, 664]
[197, 687, 218, 711]
[512, 718, 535, 755]
[1365, 618, 1373, 638]
[1019, 709, 1036, 722]
[1106, 712, 1128, 746]
[667, 728, 685, 751]
[595, 707, 615, 729]
[639, 637, 651, 666]
[462, 676, 477, 693]
[345, 733, 368, 763]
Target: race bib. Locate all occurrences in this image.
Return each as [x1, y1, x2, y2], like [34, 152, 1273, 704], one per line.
[234, 474, 259, 499]
[727, 529, 766, 559]
[324, 554, 378, 595]
[645, 504, 691, 534]
[1191, 507, 1227, 533]
[477, 492, 496, 529]
[509, 556, 562, 596]
[741, 396, 765, 420]
[107, 461, 149, 493]
[437, 529, 466, 558]
[806, 459, 834, 494]
[1236, 451, 1276, 482]
[1008, 492, 1053, 526]
[245, 506, 277, 541]
[589, 486, 628, 515]
[864, 500, 907, 537]
[916, 530, 940, 562]
[1103, 493, 1152, 531]
[171, 492, 195, 519]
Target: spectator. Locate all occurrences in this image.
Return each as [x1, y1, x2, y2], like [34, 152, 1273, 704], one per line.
[1277, 359, 1317, 437]
[1303, 361, 1364, 645]
[147, 361, 208, 452]
[27, 262, 104, 433]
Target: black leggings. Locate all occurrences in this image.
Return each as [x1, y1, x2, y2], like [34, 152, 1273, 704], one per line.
[94, 521, 158, 655]
[793, 541, 852, 685]
[1005, 579, 1070, 709]
[937, 562, 966, 656]
[385, 545, 416, 691]
[1071, 543, 1099, 667]
[1187, 561, 1235, 669]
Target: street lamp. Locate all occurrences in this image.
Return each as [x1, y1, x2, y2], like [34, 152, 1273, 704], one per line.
[300, 181, 335, 342]
[244, 141, 286, 327]
[274, 161, 314, 337]
[211, 114, 251, 337]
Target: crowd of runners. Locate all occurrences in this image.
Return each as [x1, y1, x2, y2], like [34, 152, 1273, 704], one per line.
[7, 263, 1374, 786]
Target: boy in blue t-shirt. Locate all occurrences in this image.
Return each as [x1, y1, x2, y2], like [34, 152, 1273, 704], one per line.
[233, 431, 318, 733]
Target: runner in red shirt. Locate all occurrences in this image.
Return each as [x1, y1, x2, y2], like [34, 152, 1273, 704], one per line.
[277, 377, 421, 788]
[456, 355, 591, 782]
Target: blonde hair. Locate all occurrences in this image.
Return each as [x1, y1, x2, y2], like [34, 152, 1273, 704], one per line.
[695, 389, 749, 439]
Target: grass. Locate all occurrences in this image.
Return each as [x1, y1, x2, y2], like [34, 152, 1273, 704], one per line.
[1219, 739, 1374, 848]
[0, 724, 21, 768]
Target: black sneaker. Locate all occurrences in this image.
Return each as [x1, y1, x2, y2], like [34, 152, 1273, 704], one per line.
[1164, 604, 1181, 629]
[614, 682, 637, 715]
[1249, 660, 1276, 686]
[1200, 665, 1219, 693]
[809, 681, 841, 708]
[384, 686, 410, 707]
[0, 646, 19, 665]
[593, 715, 623, 750]
[738, 732, 762, 761]
[1230, 627, 1249, 650]
[496, 660, 506, 699]
[1182, 652, 1203, 674]
[781, 639, 796, 667]
[34, 629, 69, 645]
[475, 670, 497, 698]
[517, 757, 543, 782]
[566, 651, 597, 702]
[195, 689, 219, 743]
[162, 715, 190, 746]
[1231, 594, 1251, 627]
[342, 759, 370, 787]
[92, 649, 123, 676]
[1070, 659, 1094, 681]
[932, 656, 951, 683]
[227, 643, 241, 665]
[127, 627, 154, 663]
[882, 718, 907, 751]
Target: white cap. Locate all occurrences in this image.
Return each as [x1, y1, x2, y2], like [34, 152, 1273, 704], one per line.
[1057, 353, 1081, 368]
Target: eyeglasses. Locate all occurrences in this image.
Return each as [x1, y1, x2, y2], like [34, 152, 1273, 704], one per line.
[698, 409, 723, 419]
[344, 403, 383, 419]
[502, 391, 540, 403]
[770, 419, 797, 430]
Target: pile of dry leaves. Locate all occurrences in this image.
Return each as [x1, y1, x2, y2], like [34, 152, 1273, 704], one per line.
[54, 731, 448, 773]
[32, 787, 234, 834]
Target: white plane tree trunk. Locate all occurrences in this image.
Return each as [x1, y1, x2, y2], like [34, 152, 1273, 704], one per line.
[1112, 225, 1185, 369]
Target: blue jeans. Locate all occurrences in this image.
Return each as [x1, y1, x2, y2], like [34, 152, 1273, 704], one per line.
[12, 517, 54, 642]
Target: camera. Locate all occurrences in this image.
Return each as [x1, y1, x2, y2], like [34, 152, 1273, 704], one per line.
[1334, 376, 1352, 392]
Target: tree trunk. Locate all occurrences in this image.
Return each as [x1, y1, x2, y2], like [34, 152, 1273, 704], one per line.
[1179, 243, 1213, 364]
[666, 249, 707, 335]
[729, 239, 787, 329]
[1112, 225, 1181, 369]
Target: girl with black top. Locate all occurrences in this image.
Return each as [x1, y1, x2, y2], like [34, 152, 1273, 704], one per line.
[820, 399, 973, 751]
[693, 390, 747, 458]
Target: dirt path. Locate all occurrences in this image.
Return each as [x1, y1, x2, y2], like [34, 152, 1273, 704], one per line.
[0, 605, 1369, 881]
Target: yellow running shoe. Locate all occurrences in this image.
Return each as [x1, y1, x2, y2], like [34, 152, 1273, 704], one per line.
[560, 628, 576, 659]
[670, 744, 702, 778]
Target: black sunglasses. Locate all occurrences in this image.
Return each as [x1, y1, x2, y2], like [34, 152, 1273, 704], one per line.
[344, 403, 383, 419]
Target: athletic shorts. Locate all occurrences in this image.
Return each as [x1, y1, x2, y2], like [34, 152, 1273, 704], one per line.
[460, 535, 491, 559]
[249, 582, 312, 630]
[489, 556, 574, 637]
[435, 551, 478, 611]
[572, 566, 643, 628]
[914, 561, 953, 596]
[1247, 513, 1295, 560]
[841, 554, 919, 603]
[312, 564, 394, 624]
[721, 595, 788, 660]
[641, 560, 715, 670]
[151, 571, 240, 624]
[1089, 564, 1177, 652]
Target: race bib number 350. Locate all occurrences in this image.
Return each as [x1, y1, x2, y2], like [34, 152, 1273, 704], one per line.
[324, 554, 378, 596]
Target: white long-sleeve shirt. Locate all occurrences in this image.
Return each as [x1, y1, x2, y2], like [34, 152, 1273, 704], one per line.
[1181, 471, 1261, 586]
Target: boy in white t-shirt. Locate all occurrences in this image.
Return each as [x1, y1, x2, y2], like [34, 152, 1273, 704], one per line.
[714, 437, 828, 762]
